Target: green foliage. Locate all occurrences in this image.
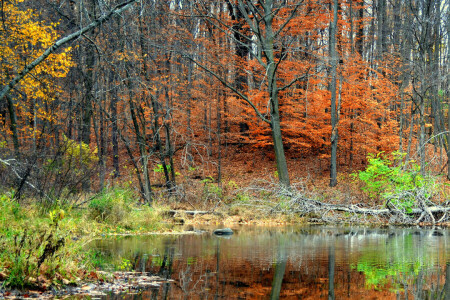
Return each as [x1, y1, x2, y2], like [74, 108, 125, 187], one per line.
[84, 249, 109, 269]
[351, 233, 433, 291]
[38, 134, 99, 204]
[201, 177, 222, 201]
[234, 192, 250, 203]
[44, 134, 98, 174]
[61, 134, 98, 167]
[356, 151, 432, 212]
[88, 188, 133, 224]
[227, 180, 238, 190]
[0, 192, 23, 220]
[119, 258, 132, 271]
[120, 205, 164, 232]
[0, 187, 166, 290]
[0, 207, 67, 289]
[154, 164, 179, 176]
[153, 163, 168, 174]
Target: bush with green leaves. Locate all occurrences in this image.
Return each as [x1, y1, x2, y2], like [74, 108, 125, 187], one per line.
[356, 151, 434, 212]
[201, 177, 222, 201]
[88, 188, 133, 224]
[0, 203, 69, 289]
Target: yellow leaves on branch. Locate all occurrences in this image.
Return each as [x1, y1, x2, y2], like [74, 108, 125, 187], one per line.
[1, 0, 73, 98]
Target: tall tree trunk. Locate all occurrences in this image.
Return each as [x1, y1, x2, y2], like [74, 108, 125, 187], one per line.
[98, 104, 106, 191]
[81, 44, 95, 146]
[126, 79, 153, 204]
[123, 25, 153, 203]
[398, 3, 412, 154]
[6, 94, 19, 156]
[110, 70, 120, 179]
[329, 0, 339, 187]
[92, 91, 105, 191]
[263, 0, 290, 188]
[186, 60, 194, 166]
[355, 0, 364, 57]
[376, 0, 386, 61]
[447, 6, 450, 180]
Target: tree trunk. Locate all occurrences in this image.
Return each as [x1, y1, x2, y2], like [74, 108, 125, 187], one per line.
[329, 0, 339, 187]
[127, 86, 153, 204]
[6, 94, 19, 156]
[355, 0, 364, 57]
[447, 7, 450, 180]
[110, 70, 120, 179]
[376, 0, 386, 61]
[263, 0, 290, 188]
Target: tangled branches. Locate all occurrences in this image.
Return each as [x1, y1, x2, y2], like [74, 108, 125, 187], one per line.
[235, 180, 450, 225]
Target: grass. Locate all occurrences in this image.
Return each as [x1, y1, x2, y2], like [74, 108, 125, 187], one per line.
[0, 187, 170, 290]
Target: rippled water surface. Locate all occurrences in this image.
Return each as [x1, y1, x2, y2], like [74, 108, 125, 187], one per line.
[91, 226, 450, 299]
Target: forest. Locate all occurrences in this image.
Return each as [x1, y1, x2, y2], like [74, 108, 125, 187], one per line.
[1, 0, 450, 218]
[1, 0, 450, 291]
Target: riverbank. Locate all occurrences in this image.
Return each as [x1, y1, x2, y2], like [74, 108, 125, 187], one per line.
[1, 174, 449, 295]
[0, 187, 173, 292]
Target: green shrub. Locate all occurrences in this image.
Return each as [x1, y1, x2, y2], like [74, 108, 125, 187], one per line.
[88, 188, 133, 224]
[120, 206, 163, 231]
[1, 210, 67, 289]
[201, 177, 222, 201]
[356, 151, 434, 212]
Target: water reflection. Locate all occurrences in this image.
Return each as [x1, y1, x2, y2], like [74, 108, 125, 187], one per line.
[91, 226, 450, 299]
[270, 238, 287, 300]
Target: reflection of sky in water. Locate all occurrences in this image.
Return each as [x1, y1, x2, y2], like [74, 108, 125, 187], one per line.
[92, 226, 450, 299]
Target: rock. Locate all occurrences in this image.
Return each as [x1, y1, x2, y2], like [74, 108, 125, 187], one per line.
[213, 228, 234, 236]
[173, 217, 185, 224]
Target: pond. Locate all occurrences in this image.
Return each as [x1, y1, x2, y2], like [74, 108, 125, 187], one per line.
[90, 226, 450, 299]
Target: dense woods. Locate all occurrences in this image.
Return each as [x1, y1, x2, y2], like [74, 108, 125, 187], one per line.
[3, 0, 450, 293]
[1, 0, 450, 210]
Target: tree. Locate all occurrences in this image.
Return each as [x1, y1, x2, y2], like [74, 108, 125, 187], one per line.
[0, 0, 73, 155]
[329, 0, 339, 187]
[190, 0, 322, 188]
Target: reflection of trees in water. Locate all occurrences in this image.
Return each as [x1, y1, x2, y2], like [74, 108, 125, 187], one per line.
[270, 238, 287, 300]
[445, 263, 450, 300]
[160, 240, 174, 300]
[353, 229, 449, 298]
[410, 263, 450, 300]
[328, 244, 335, 300]
[93, 227, 450, 299]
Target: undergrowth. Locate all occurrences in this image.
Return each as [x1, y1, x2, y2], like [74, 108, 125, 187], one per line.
[0, 187, 167, 290]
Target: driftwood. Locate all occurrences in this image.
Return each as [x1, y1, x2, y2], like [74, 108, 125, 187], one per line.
[299, 198, 450, 215]
[238, 181, 450, 225]
[288, 196, 450, 225]
[166, 210, 222, 217]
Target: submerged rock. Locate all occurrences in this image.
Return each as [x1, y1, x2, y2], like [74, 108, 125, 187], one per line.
[213, 228, 234, 236]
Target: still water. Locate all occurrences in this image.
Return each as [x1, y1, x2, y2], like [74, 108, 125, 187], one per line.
[91, 226, 450, 299]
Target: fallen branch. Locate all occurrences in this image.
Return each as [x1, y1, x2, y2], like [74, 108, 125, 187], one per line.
[242, 180, 450, 225]
[0, 158, 52, 201]
[166, 210, 223, 217]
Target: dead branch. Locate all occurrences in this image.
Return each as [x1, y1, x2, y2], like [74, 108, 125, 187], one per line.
[238, 180, 450, 225]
